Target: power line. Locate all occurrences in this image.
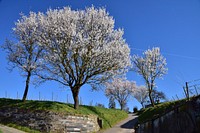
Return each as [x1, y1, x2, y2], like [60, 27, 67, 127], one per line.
[188, 84, 200, 88]
[187, 79, 200, 84]
[132, 47, 200, 61]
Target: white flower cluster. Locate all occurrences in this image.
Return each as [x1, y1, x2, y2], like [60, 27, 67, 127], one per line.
[12, 6, 131, 86]
[133, 85, 148, 105]
[105, 77, 136, 109]
[105, 78, 136, 98]
[133, 47, 167, 81]
[132, 47, 167, 105]
[35, 7, 130, 86]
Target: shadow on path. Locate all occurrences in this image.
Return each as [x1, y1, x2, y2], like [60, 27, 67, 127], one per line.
[120, 114, 138, 129]
[101, 114, 138, 133]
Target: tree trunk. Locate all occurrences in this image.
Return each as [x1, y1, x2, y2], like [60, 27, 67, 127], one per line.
[141, 102, 144, 108]
[22, 71, 31, 102]
[71, 86, 80, 109]
[120, 103, 124, 110]
[149, 91, 155, 107]
[120, 104, 123, 110]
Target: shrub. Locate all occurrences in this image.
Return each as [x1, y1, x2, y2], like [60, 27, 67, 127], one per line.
[133, 106, 138, 113]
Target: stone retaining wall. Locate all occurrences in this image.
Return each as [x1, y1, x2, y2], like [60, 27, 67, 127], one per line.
[135, 96, 200, 133]
[0, 107, 100, 133]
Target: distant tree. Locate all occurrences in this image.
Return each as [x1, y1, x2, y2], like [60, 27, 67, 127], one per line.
[79, 96, 83, 105]
[133, 85, 148, 108]
[124, 106, 129, 113]
[132, 47, 167, 106]
[105, 78, 136, 110]
[89, 100, 93, 106]
[96, 103, 105, 108]
[108, 96, 116, 109]
[151, 89, 167, 104]
[34, 7, 131, 109]
[2, 12, 44, 102]
[133, 106, 138, 113]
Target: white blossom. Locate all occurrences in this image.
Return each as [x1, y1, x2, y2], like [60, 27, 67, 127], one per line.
[132, 47, 167, 106]
[133, 85, 148, 108]
[2, 12, 44, 101]
[105, 78, 136, 110]
[36, 7, 131, 86]
[34, 6, 131, 109]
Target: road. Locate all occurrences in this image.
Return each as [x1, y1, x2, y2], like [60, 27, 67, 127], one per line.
[102, 114, 138, 133]
[0, 124, 26, 133]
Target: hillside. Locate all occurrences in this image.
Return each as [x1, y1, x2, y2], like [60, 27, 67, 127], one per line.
[138, 98, 187, 123]
[136, 95, 200, 133]
[0, 98, 128, 132]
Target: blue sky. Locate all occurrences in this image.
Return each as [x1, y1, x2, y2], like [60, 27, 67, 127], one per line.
[1, 0, 200, 110]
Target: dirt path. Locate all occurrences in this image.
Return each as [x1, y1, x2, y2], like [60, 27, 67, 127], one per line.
[0, 124, 26, 133]
[101, 113, 138, 133]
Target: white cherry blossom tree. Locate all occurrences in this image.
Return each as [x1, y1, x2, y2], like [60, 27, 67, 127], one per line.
[133, 85, 148, 108]
[132, 47, 167, 106]
[36, 7, 131, 109]
[2, 12, 44, 102]
[105, 78, 136, 110]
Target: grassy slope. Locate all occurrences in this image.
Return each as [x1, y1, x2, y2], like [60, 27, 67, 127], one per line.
[138, 99, 187, 123]
[0, 98, 127, 129]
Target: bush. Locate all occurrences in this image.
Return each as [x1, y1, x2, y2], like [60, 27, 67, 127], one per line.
[133, 106, 138, 113]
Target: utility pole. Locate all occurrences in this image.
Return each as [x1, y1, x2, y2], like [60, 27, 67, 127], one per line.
[52, 92, 54, 101]
[172, 96, 175, 101]
[17, 91, 19, 99]
[67, 94, 69, 103]
[176, 94, 179, 100]
[194, 85, 199, 95]
[39, 92, 41, 100]
[5, 91, 7, 98]
[183, 87, 187, 98]
[186, 82, 189, 100]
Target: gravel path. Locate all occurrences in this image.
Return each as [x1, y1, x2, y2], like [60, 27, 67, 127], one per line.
[101, 113, 138, 133]
[0, 124, 26, 133]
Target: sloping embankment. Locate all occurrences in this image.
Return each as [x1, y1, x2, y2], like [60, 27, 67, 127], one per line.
[136, 96, 200, 133]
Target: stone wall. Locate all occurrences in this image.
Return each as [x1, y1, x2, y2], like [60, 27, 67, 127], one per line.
[135, 96, 200, 133]
[0, 107, 100, 133]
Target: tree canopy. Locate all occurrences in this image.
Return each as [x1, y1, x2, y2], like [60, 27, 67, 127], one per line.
[2, 12, 44, 101]
[11, 7, 131, 109]
[132, 47, 167, 106]
[105, 78, 136, 110]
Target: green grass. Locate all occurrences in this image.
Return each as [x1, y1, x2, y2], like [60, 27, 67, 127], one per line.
[0, 129, 2, 133]
[138, 99, 187, 123]
[3, 123, 40, 133]
[0, 98, 128, 129]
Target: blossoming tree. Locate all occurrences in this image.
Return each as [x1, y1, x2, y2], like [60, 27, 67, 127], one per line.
[133, 85, 148, 108]
[105, 78, 136, 110]
[132, 47, 167, 106]
[2, 13, 44, 102]
[36, 7, 131, 109]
